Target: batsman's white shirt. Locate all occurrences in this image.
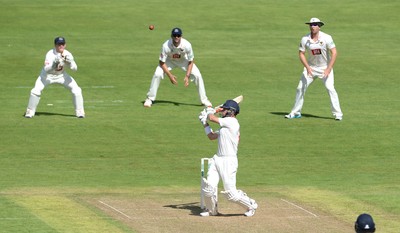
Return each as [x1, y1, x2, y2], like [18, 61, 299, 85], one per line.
[159, 38, 194, 66]
[299, 31, 335, 69]
[216, 117, 240, 157]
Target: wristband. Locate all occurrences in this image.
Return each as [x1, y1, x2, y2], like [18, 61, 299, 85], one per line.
[204, 126, 212, 135]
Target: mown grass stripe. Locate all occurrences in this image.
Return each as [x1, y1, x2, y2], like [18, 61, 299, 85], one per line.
[281, 187, 400, 232]
[11, 195, 126, 233]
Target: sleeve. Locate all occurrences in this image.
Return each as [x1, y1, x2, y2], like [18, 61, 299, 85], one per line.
[159, 41, 169, 62]
[43, 51, 55, 72]
[186, 43, 194, 61]
[326, 35, 336, 49]
[299, 36, 307, 52]
[69, 60, 78, 71]
[65, 52, 77, 71]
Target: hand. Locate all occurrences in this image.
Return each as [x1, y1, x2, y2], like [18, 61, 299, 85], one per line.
[323, 68, 331, 78]
[52, 60, 59, 69]
[205, 107, 215, 116]
[199, 115, 207, 126]
[306, 67, 313, 77]
[169, 75, 177, 85]
[199, 110, 208, 126]
[62, 54, 73, 64]
[184, 76, 189, 87]
[52, 58, 63, 71]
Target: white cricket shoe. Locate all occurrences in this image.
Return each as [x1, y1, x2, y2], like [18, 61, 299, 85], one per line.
[144, 98, 152, 107]
[200, 211, 210, 217]
[244, 199, 258, 217]
[284, 113, 301, 119]
[335, 116, 342, 121]
[24, 109, 34, 118]
[200, 210, 218, 217]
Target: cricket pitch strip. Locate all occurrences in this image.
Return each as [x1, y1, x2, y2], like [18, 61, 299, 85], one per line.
[86, 190, 351, 233]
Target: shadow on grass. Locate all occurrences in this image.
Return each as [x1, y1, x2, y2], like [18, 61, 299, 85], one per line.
[142, 100, 203, 107]
[22, 112, 76, 118]
[270, 112, 332, 120]
[163, 202, 243, 217]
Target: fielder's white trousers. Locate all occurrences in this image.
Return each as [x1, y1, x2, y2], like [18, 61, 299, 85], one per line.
[146, 61, 209, 105]
[289, 67, 343, 117]
[27, 71, 84, 113]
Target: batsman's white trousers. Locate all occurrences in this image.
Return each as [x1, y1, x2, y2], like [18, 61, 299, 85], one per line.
[28, 71, 84, 112]
[289, 67, 343, 117]
[206, 155, 238, 193]
[146, 61, 209, 105]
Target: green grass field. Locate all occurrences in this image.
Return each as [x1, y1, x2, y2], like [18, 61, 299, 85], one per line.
[1, 0, 399, 232]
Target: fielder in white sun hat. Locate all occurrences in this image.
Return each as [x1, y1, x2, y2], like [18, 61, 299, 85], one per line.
[305, 17, 324, 26]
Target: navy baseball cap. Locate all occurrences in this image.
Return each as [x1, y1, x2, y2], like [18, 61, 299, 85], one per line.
[171, 28, 182, 36]
[54, 37, 66, 45]
[355, 213, 376, 233]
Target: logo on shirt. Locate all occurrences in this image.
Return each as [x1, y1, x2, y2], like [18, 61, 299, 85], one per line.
[172, 54, 181, 59]
[311, 49, 322, 55]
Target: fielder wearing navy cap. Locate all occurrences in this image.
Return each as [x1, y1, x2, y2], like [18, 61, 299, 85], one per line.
[54, 37, 66, 45]
[171, 28, 182, 37]
[355, 213, 376, 233]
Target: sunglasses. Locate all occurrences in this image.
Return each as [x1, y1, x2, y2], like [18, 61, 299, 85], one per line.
[309, 23, 320, 27]
[172, 34, 182, 37]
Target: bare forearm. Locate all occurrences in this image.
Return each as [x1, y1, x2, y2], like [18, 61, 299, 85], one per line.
[203, 123, 218, 140]
[186, 61, 193, 77]
[327, 48, 337, 70]
[299, 52, 309, 69]
[160, 61, 171, 76]
[208, 113, 219, 124]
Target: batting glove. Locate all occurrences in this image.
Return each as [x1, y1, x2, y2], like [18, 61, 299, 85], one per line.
[62, 54, 73, 63]
[205, 107, 216, 115]
[199, 110, 208, 126]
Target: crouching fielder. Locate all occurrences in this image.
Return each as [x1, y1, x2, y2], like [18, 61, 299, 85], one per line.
[24, 36, 85, 118]
[198, 100, 258, 217]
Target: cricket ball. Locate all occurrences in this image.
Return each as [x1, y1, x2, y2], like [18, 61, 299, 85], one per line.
[149, 25, 154, 30]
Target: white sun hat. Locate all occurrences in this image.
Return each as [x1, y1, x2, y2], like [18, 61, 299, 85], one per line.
[305, 18, 324, 26]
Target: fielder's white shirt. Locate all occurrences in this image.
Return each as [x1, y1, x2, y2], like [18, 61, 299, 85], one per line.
[159, 38, 194, 64]
[43, 48, 77, 76]
[299, 31, 335, 68]
[216, 117, 240, 157]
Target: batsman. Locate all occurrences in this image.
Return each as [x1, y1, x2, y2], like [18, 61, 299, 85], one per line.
[198, 99, 258, 217]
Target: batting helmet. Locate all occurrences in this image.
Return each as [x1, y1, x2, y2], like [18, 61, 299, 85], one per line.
[221, 100, 240, 115]
[355, 213, 376, 233]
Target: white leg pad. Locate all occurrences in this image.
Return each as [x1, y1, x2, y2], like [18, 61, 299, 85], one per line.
[25, 93, 41, 117]
[222, 189, 257, 210]
[72, 94, 85, 117]
[27, 93, 40, 112]
[201, 178, 218, 215]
